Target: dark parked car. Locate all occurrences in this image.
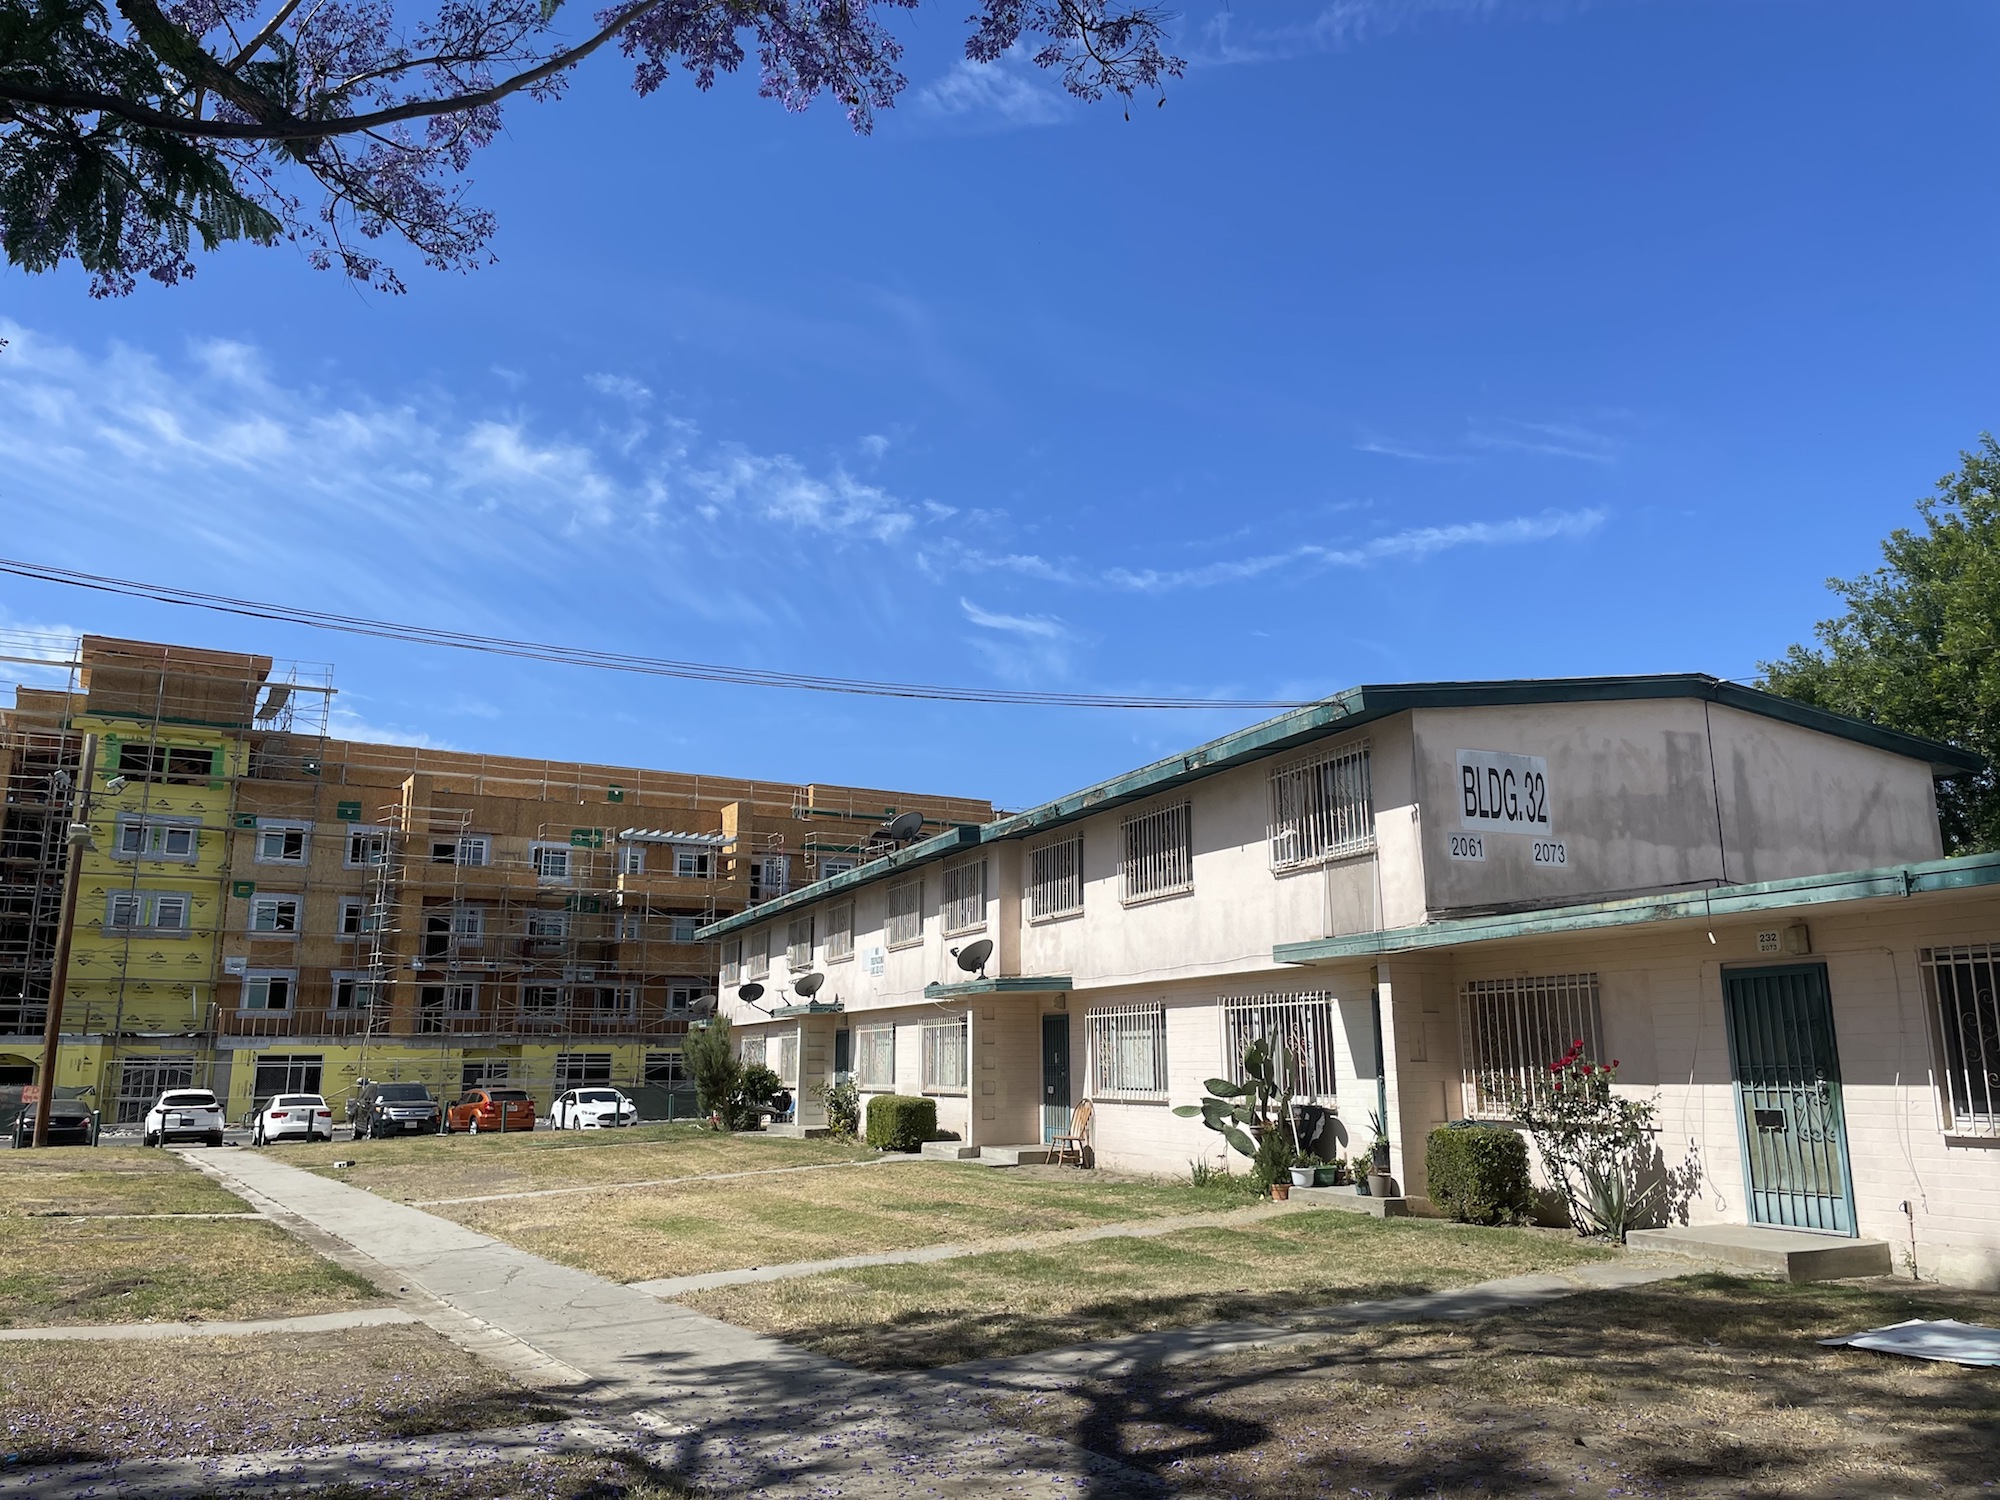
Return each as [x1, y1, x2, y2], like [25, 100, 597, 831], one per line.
[348, 1082, 441, 1138]
[6, 1101, 98, 1148]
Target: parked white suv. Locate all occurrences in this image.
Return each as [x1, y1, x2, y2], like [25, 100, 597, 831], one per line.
[253, 1094, 334, 1145]
[550, 1088, 638, 1130]
[144, 1089, 225, 1148]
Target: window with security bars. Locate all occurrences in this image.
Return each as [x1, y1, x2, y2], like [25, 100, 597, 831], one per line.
[922, 1019, 968, 1092]
[942, 860, 986, 936]
[1459, 973, 1604, 1119]
[825, 902, 855, 962]
[741, 1034, 767, 1070]
[720, 938, 742, 985]
[746, 928, 771, 980]
[1220, 992, 1339, 1103]
[771, 1030, 801, 1087]
[854, 1023, 896, 1089]
[1920, 945, 2000, 1136]
[787, 915, 814, 969]
[1088, 1004, 1168, 1098]
[1121, 802, 1192, 904]
[1028, 836, 1083, 922]
[1269, 740, 1375, 870]
[886, 878, 923, 948]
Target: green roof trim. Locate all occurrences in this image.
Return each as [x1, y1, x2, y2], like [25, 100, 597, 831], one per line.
[922, 976, 1073, 999]
[769, 1001, 845, 1019]
[698, 675, 1981, 941]
[1272, 851, 2000, 965]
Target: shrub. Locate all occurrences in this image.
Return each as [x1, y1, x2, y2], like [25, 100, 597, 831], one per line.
[865, 1094, 937, 1152]
[816, 1077, 861, 1139]
[1426, 1122, 1533, 1225]
[1249, 1125, 1297, 1192]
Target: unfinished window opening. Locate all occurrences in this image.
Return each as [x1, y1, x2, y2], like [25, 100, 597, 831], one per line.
[1459, 972, 1604, 1120]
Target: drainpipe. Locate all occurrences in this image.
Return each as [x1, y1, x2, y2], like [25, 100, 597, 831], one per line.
[965, 1004, 976, 1151]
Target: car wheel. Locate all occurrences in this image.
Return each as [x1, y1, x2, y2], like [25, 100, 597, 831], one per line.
[143, 1130, 159, 1148]
[206, 1131, 224, 1148]
[468, 1117, 480, 1135]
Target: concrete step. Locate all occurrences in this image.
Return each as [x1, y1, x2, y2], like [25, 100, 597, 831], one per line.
[1627, 1223, 1893, 1282]
[976, 1144, 1052, 1167]
[1288, 1184, 1410, 1218]
[920, 1140, 980, 1160]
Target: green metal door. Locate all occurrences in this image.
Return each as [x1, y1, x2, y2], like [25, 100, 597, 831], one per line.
[1723, 964, 1856, 1235]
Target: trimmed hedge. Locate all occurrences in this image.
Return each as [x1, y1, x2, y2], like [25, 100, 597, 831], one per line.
[865, 1094, 938, 1152]
[1426, 1122, 1533, 1225]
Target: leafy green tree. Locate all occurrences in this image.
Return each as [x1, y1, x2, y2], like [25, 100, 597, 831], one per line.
[682, 1014, 738, 1123]
[1761, 435, 2000, 853]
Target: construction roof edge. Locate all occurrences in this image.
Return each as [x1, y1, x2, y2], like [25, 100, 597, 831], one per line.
[696, 674, 1983, 941]
[1273, 850, 2000, 964]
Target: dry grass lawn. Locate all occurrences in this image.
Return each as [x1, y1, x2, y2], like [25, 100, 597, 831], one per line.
[683, 1210, 1616, 1369]
[288, 1123, 877, 1203]
[448, 1161, 1277, 1282]
[194, 1453, 701, 1499]
[0, 1145, 252, 1216]
[0, 1324, 566, 1465]
[980, 1274, 2000, 1498]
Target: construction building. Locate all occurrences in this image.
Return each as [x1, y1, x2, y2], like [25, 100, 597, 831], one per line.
[0, 635, 990, 1125]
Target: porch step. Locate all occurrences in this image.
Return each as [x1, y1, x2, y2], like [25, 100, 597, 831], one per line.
[760, 1124, 835, 1140]
[1288, 1184, 1410, 1218]
[1627, 1224, 1893, 1282]
[976, 1144, 1052, 1167]
[920, 1140, 981, 1160]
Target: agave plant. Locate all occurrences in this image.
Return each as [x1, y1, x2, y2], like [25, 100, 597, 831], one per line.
[1173, 1033, 1298, 1161]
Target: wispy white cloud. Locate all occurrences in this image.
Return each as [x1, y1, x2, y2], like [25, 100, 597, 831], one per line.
[1355, 438, 1471, 464]
[916, 48, 1069, 129]
[960, 598, 1069, 639]
[1189, 0, 1581, 68]
[1467, 418, 1618, 463]
[586, 373, 652, 404]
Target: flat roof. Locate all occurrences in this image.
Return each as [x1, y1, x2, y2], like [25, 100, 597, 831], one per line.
[697, 674, 1983, 941]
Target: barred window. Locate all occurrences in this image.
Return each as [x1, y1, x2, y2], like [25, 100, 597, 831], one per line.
[942, 860, 987, 936]
[1459, 973, 1604, 1119]
[1920, 945, 2000, 1137]
[786, 914, 814, 969]
[1269, 740, 1374, 869]
[854, 1023, 896, 1089]
[746, 928, 771, 981]
[1088, 1004, 1168, 1098]
[825, 902, 855, 962]
[886, 878, 923, 948]
[1121, 802, 1193, 904]
[1028, 836, 1083, 922]
[1221, 992, 1339, 1103]
[922, 1018, 968, 1092]
[770, 1029, 800, 1087]
[720, 937, 743, 985]
[741, 1034, 767, 1070]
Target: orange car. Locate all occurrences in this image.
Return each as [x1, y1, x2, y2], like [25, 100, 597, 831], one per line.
[444, 1087, 538, 1134]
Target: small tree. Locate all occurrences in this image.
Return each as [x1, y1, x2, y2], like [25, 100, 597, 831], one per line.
[682, 1016, 738, 1128]
[1512, 1040, 1658, 1240]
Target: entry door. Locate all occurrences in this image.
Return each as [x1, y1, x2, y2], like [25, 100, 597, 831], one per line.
[833, 1028, 852, 1082]
[1041, 1014, 1071, 1143]
[1723, 964, 1857, 1235]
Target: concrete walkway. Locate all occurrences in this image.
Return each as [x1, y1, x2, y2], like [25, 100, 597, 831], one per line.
[0, 1305, 422, 1342]
[93, 1148, 1174, 1499]
[633, 1198, 1319, 1297]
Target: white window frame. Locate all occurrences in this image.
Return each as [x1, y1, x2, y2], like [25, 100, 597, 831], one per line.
[556, 1051, 613, 1086]
[1087, 1003, 1169, 1100]
[1459, 972, 1605, 1120]
[618, 844, 646, 875]
[720, 937, 743, 985]
[1269, 739, 1375, 871]
[854, 1022, 896, 1090]
[819, 856, 857, 879]
[337, 895, 377, 938]
[1028, 835, 1084, 923]
[596, 985, 641, 1023]
[886, 877, 923, 949]
[1220, 991, 1339, 1104]
[666, 980, 704, 1014]
[645, 1050, 686, 1086]
[105, 889, 191, 934]
[1920, 945, 2000, 1138]
[112, 814, 200, 863]
[825, 902, 855, 963]
[616, 912, 645, 942]
[941, 859, 987, 937]
[531, 843, 574, 882]
[786, 914, 814, 970]
[1120, 801, 1193, 905]
[526, 908, 571, 939]
[241, 970, 296, 1013]
[344, 827, 389, 868]
[519, 984, 565, 1023]
[921, 1018, 968, 1094]
[254, 820, 311, 866]
[667, 914, 700, 944]
[432, 835, 491, 868]
[249, 893, 302, 935]
[331, 972, 378, 1011]
[673, 846, 711, 879]
[751, 855, 789, 903]
[451, 905, 486, 944]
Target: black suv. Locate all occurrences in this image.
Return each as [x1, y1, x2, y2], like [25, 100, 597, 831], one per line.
[348, 1082, 441, 1138]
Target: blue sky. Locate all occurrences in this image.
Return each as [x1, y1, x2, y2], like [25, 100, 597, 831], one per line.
[2, 0, 1997, 812]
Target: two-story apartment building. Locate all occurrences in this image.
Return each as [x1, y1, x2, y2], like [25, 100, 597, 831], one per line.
[703, 676, 2000, 1290]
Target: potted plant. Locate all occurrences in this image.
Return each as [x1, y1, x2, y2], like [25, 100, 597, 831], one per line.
[1352, 1151, 1375, 1194]
[1289, 1155, 1321, 1189]
[1270, 1176, 1291, 1201]
[1365, 1110, 1395, 1197]
[1314, 1158, 1342, 1188]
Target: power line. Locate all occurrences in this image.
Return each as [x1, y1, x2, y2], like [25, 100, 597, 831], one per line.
[0, 556, 1315, 712]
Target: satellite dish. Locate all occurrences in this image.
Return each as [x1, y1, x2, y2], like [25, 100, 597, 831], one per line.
[884, 810, 924, 843]
[738, 981, 765, 1003]
[795, 972, 825, 1000]
[689, 994, 717, 1018]
[951, 938, 994, 978]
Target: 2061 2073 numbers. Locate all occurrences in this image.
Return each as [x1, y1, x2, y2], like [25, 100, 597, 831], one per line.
[1532, 840, 1568, 866]
[1449, 834, 1485, 862]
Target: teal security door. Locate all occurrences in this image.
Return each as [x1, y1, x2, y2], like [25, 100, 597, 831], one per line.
[1042, 1014, 1071, 1143]
[1723, 964, 1857, 1235]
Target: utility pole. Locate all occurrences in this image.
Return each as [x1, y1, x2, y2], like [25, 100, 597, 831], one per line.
[34, 734, 97, 1149]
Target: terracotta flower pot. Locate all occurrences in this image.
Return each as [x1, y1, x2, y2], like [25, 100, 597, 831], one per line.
[1270, 1181, 1291, 1201]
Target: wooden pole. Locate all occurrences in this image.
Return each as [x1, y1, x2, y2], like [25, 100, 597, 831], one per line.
[33, 734, 97, 1149]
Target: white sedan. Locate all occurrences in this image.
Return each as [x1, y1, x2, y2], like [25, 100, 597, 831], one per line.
[144, 1089, 225, 1148]
[253, 1094, 335, 1145]
[550, 1088, 638, 1129]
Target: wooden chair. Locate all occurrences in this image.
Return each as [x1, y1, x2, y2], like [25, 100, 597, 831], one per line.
[1051, 1098, 1093, 1168]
